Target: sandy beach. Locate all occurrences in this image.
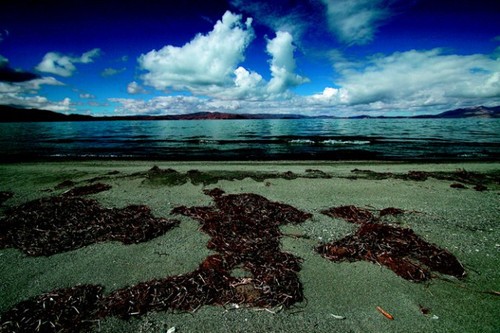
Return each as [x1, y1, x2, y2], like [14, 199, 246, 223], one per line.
[0, 161, 499, 333]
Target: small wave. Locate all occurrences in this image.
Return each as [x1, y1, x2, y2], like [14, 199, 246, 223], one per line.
[289, 139, 315, 144]
[199, 139, 219, 144]
[322, 140, 371, 145]
[288, 139, 371, 145]
[49, 153, 134, 158]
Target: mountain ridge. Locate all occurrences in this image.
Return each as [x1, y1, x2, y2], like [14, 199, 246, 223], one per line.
[0, 105, 498, 122]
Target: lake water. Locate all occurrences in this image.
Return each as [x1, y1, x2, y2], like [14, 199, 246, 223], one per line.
[1, 118, 499, 161]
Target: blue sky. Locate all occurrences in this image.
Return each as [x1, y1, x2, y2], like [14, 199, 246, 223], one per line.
[0, 0, 499, 116]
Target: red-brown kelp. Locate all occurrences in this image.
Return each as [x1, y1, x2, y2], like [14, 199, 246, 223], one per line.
[62, 182, 112, 196]
[0, 191, 14, 207]
[0, 196, 179, 256]
[0, 189, 312, 332]
[0, 285, 104, 333]
[317, 205, 466, 282]
[170, 188, 312, 308]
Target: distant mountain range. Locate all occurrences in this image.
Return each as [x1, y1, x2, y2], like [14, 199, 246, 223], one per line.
[0, 105, 498, 122]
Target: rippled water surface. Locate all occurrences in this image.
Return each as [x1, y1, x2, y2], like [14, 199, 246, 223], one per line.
[1, 118, 499, 160]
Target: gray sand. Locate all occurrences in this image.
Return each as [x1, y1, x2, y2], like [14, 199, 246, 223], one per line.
[0, 161, 498, 332]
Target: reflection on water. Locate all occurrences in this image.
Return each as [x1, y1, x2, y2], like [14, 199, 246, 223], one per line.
[0, 118, 499, 160]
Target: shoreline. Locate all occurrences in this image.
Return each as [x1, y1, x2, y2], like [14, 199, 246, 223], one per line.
[1, 161, 499, 332]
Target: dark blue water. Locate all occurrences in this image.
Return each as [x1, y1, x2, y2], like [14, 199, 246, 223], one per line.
[0, 118, 499, 161]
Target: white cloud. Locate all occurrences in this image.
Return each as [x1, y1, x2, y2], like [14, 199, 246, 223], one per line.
[139, 11, 254, 92]
[0, 94, 71, 111]
[101, 67, 126, 77]
[266, 31, 309, 94]
[234, 66, 263, 92]
[309, 87, 349, 104]
[321, 0, 393, 45]
[0, 70, 69, 111]
[79, 93, 95, 99]
[22, 77, 64, 90]
[136, 12, 309, 100]
[36, 48, 101, 77]
[0, 82, 21, 94]
[108, 47, 500, 116]
[109, 96, 206, 115]
[330, 49, 500, 108]
[127, 81, 147, 95]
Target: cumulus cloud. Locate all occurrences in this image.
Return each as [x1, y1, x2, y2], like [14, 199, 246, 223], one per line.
[0, 77, 63, 96]
[309, 87, 349, 104]
[127, 81, 147, 95]
[139, 11, 254, 92]
[36, 48, 101, 77]
[266, 31, 309, 94]
[0, 55, 68, 111]
[314, 48, 500, 111]
[109, 96, 206, 115]
[111, 47, 500, 116]
[109, 94, 338, 116]
[233, 66, 264, 95]
[321, 0, 395, 45]
[0, 94, 71, 112]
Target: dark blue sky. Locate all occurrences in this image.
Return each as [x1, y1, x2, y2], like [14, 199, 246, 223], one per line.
[0, 0, 498, 116]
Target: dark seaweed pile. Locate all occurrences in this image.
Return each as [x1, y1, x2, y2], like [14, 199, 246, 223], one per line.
[0, 285, 103, 333]
[62, 183, 112, 196]
[350, 168, 499, 190]
[317, 205, 466, 282]
[143, 166, 330, 186]
[0, 189, 312, 332]
[0, 191, 14, 207]
[170, 188, 312, 308]
[322, 205, 376, 224]
[0, 195, 179, 256]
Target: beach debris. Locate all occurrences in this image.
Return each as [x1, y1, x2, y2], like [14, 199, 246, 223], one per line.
[473, 184, 487, 191]
[0, 189, 312, 332]
[62, 182, 112, 196]
[407, 171, 429, 181]
[379, 207, 406, 217]
[305, 169, 332, 178]
[0, 195, 179, 256]
[0, 285, 104, 333]
[322, 205, 410, 223]
[419, 304, 431, 315]
[317, 205, 466, 282]
[321, 205, 375, 224]
[0, 191, 13, 205]
[330, 314, 346, 320]
[167, 327, 176, 333]
[143, 166, 330, 187]
[349, 168, 500, 190]
[376, 306, 394, 320]
[170, 188, 312, 309]
[283, 171, 297, 179]
[483, 290, 500, 296]
[350, 169, 394, 180]
[55, 180, 76, 189]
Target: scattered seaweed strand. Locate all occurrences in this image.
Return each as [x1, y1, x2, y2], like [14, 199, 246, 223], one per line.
[318, 205, 466, 282]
